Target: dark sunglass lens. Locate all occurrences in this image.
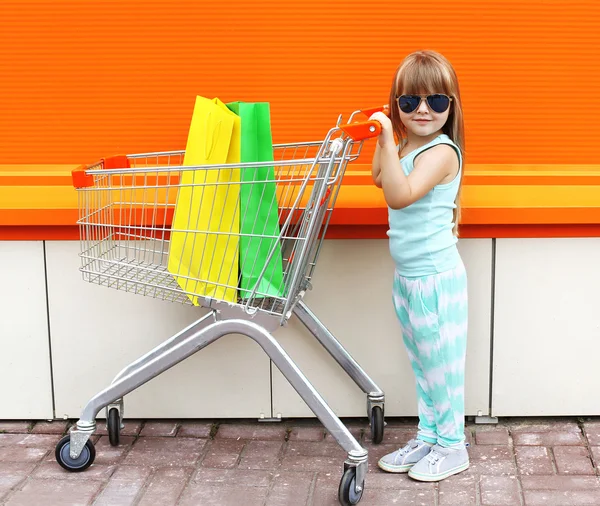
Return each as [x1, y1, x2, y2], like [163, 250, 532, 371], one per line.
[427, 94, 450, 113]
[398, 95, 420, 113]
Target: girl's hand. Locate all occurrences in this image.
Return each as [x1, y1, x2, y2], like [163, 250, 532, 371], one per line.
[369, 111, 394, 148]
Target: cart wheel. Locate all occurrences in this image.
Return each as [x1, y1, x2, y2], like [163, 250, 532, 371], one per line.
[338, 467, 363, 506]
[107, 407, 120, 446]
[370, 406, 384, 444]
[55, 435, 95, 472]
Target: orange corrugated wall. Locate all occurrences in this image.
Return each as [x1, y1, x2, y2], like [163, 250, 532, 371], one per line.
[0, 0, 599, 164]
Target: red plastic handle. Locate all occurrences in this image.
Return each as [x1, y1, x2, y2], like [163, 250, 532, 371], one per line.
[72, 155, 130, 188]
[339, 105, 390, 141]
[339, 120, 382, 141]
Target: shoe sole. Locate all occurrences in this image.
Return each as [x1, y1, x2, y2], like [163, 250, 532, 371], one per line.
[377, 460, 414, 474]
[408, 462, 469, 482]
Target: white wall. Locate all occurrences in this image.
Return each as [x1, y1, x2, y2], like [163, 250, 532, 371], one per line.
[0, 242, 53, 419]
[4, 237, 598, 420]
[492, 238, 600, 416]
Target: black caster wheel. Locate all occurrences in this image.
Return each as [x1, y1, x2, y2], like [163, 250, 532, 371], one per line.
[370, 406, 384, 444]
[338, 467, 364, 506]
[55, 435, 96, 472]
[107, 407, 120, 446]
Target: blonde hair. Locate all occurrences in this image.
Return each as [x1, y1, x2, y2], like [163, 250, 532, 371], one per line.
[388, 50, 465, 236]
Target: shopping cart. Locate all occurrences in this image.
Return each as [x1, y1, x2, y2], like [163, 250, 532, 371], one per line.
[55, 107, 387, 506]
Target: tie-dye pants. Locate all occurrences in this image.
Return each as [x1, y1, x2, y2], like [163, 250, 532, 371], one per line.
[392, 260, 468, 448]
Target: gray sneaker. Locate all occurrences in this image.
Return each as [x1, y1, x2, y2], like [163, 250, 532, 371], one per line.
[408, 444, 469, 481]
[377, 439, 432, 473]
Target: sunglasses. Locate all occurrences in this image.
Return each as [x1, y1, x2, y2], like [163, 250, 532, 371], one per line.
[397, 94, 452, 114]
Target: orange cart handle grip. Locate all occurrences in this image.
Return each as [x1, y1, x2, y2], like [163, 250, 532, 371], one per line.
[339, 105, 390, 141]
[339, 120, 382, 141]
[71, 155, 130, 188]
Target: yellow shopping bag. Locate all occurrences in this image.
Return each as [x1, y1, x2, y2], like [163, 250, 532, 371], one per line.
[168, 96, 241, 304]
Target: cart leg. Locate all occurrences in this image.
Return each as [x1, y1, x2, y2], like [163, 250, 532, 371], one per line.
[63, 318, 368, 498]
[293, 301, 385, 415]
[68, 319, 363, 450]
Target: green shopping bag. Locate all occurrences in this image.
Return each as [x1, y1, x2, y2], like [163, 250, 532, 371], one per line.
[226, 102, 284, 299]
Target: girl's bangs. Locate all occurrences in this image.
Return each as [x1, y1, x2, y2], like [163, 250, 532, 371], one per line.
[397, 59, 451, 96]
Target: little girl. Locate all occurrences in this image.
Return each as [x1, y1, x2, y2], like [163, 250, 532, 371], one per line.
[370, 50, 469, 482]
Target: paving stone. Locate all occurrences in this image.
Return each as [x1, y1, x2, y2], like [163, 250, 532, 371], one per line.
[553, 446, 596, 475]
[475, 427, 510, 445]
[239, 440, 284, 470]
[523, 490, 600, 505]
[216, 423, 287, 441]
[192, 467, 273, 487]
[201, 439, 245, 469]
[521, 475, 600, 491]
[480, 475, 521, 505]
[468, 460, 518, 476]
[288, 426, 325, 442]
[285, 441, 347, 459]
[468, 445, 517, 476]
[182, 467, 273, 506]
[0, 422, 32, 434]
[360, 488, 436, 506]
[0, 435, 26, 447]
[508, 420, 581, 433]
[5, 434, 60, 447]
[0, 445, 49, 463]
[139, 421, 179, 437]
[2, 434, 68, 467]
[137, 467, 194, 506]
[33, 461, 115, 481]
[363, 472, 436, 491]
[281, 442, 345, 472]
[512, 431, 584, 446]
[523, 475, 600, 505]
[438, 474, 478, 505]
[515, 446, 554, 475]
[177, 421, 213, 438]
[30, 421, 69, 435]
[265, 471, 314, 506]
[123, 437, 206, 467]
[92, 435, 135, 465]
[591, 446, 600, 468]
[583, 420, 600, 446]
[4, 478, 103, 506]
[93, 465, 153, 506]
[0, 463, 36, 499]
[179, 483, 269, 506]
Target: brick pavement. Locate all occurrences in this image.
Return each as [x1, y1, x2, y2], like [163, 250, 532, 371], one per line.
[1, 417, 600, 505]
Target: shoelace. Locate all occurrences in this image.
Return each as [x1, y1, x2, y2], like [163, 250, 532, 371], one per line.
[398, 439, 420, 456]
[425, 446, 450, 465]
[393, 439, 421, 464]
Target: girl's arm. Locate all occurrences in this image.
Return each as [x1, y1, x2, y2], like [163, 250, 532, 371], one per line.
[371, 142, 382, 188]
[369, 112, 457, 209]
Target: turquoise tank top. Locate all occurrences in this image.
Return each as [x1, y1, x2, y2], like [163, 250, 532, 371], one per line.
[387, 134, 462, 277]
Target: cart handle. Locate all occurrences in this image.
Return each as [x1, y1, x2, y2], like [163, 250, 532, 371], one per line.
[339, 105, 390, 142]
[72, 155, 130, 188]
